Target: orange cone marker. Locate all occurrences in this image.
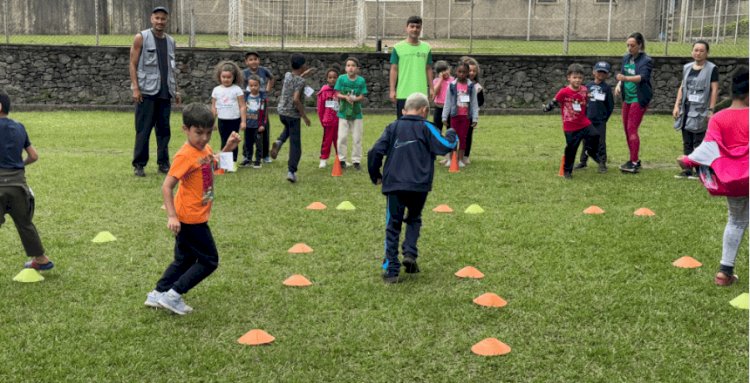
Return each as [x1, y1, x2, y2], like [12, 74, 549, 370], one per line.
[449, 151, 460, 173]
[331, 149, 343, 177]
[673, 256, 702, 269]
[306, 202, 327, 210]
[282, 274, 313, 287]
[455, 266, 484, 279]
[558, 155, 565, 176]
[473, 293, 508, 308]
[238, 329, 275, 346]
[432, 204, 454, 213]
[634, 207, 655, 216]
[583, 205, 605, 215]
[288, 243, 313, 254]
[214, 168, 225, 175]
[471, 338, 511, 356]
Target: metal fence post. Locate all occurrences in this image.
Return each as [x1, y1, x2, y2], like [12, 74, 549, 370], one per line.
[526, 0, 532, 41]
[563, 0, 570, 54]
[734, 0, 740, 43]
[189, 0, 195, 48]
[281, 0, 286, 50]
[607, 0, 613, 42]
[448, 0, 451, 39]
[3, 0, 9, 44]
[469, 0, 474, 53]
[95, 0, 100, 46]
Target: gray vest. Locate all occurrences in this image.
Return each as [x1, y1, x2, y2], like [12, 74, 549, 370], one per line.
[674, 61, 716, 133]
[136, 29, 176, 97]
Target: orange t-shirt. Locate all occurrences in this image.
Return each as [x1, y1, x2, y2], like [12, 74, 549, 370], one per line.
[169, 142, 215, 224]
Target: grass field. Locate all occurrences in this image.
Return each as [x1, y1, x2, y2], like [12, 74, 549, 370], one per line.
[4, 34, 748, 57]
[0, 111, 747, 382]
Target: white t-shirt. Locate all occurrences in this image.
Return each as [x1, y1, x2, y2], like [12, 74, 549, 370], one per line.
[211, 85, 244, 120]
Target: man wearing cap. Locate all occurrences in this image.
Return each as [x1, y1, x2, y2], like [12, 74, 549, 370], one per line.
[129, 6, 181, 177]
[576, 61, 614, 173]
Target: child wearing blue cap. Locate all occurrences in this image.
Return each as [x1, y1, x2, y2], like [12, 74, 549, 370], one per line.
[576, 61, 614, 172]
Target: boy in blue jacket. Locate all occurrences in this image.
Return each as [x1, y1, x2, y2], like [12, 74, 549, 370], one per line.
[368, 92, 457, 283]
[575, 61, 614, 172]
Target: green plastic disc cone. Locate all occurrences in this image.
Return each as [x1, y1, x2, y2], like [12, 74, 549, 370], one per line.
[13, 268, 45, 283]
[336, 201, 356, 211]
[92, 231, 117, 243]
[730, 293, 749, 310]
[464, 204, 485, 214]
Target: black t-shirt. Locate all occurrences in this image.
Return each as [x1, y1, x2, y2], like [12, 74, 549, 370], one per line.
[154, 35, 170, 100]
[686, 66, 719, 87]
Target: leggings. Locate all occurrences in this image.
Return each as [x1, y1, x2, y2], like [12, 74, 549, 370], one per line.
[621, 102, 647, 163]
[720, 196, 749, 268]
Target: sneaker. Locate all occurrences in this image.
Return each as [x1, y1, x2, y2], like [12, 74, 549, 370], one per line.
[674, 169, 692, 179]
[458, 161, 466, 168]
[619, 161, 637, 173]
[252, 162, 262, 169]
[439, 158, 448, 165]
[270, 141, 282, 160]
[463, 157, 471, 165]
[339, 161, 347, 169]
[353, 162, 361, 171]
[286, 171, 297, 183]
[158, 164, 170, 174]
[144, 290, 163, 308]
[24, 259, 54, 271]
[444, 159, 451, 167]
[263, 156, 273, 163]
[382, 272, 400, 284]
[240, 159, 252, 167]
[715, 272, 739, 287]
[319, 159, 327, 168]
[687, 174, 700, 180]
[598, 163, 607, 173]
[574, 162, 587, 169]
[563, 171, 572, 179]
[157, 289, 193, 315]
[402, 255, 420, 274]
[634, 160, 642, 170]
[134, 166, 146, 177]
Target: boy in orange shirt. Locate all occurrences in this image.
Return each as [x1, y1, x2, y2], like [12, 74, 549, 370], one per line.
[144, 103, 240, 315]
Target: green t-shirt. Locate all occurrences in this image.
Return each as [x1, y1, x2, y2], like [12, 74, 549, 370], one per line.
[390, 40, 433, 100]
[334, 74, 368, 119]
[623, 60, 639, 104]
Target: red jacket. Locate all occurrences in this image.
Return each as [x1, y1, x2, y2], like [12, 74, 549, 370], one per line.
[316, 85, 339, 126]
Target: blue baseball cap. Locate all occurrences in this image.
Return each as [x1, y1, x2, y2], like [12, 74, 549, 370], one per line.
[593, 61, 610, 73]
[152, 6, 169, 14]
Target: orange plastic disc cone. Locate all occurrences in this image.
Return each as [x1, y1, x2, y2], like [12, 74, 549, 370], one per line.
[449, 151, 460, 173]
[288, 243, 313, 254]
[471, 338, 511, 356]
[673, 256, 702, 269]
[558, 155, 565, 176]
[634, 207, 655, 216]
[237, 329, 275, 346]
[473, 293, 508, 308]
[306, 202, 327, 210]
[455, 266, 484, 279]
[583, 205, 605, 215]
[282, 274, 313, 287]
[432, 204, 454, 213]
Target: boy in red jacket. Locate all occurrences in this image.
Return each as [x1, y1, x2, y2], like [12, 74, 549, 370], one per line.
[317, 68, 340, 168]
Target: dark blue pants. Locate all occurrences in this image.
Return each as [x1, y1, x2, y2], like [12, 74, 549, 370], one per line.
[156, 222, 218, 295]
[242, 127, 262, 164]
[396, 99, 406, 119]
[564, 125, 599, 173]
[277, 115, 301, 173]
[133, 96, 171, 168]
[218, 118, 241, 162]
[579, 121, 607, 164]
[383, 191, 428, 275]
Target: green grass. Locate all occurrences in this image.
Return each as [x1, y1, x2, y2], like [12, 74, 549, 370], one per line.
[0, 111, 747, 382]
[4, 34, 748, 56]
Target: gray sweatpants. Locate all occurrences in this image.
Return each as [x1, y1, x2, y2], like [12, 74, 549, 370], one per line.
[720, 196, 748, 268]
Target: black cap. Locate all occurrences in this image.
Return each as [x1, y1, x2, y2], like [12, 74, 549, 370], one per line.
[152, 6, 169, 14]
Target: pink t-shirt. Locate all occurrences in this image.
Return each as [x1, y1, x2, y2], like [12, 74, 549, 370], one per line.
[433, 76, 455, 105]
[455, 81, 469, 116]
[554, 85, 591, 132]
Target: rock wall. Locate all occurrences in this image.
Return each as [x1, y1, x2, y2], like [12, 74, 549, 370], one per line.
[0, 44, 745, 113]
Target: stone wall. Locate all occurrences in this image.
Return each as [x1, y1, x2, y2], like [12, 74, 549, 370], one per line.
[0, 44, 745, 113]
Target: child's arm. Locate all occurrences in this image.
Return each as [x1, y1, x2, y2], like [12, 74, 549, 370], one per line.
[427, 124, 458, 156]
[470, 85, 479, 127]
[367, 126, 392, 185]
[316, 91, 326, 122]
[211, 97, 218, 119]
[605, 87, 615, 120]
[162, 175, 180, 235]
[433, 77, 444, 97]
[238, 95, 247, 131]
[441, 87, 453, 124]
[265, 69, 275, 93]
[293, 88, 311, 127]
[259, 99, 267, 132]
[222, 131, 242, 153]
[23, 145, 39, 166]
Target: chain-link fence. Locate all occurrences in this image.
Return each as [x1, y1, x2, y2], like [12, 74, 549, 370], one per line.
[1, 0, 747, 56]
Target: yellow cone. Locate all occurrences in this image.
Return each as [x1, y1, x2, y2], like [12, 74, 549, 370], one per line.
[92, 231, 117, 243]
[464, 204, 484, 214]
[336, 201, 356, 210]
[13, 268, 45, 283]
[730, 293, 749, 310]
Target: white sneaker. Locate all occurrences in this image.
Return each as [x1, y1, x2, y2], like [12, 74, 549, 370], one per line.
[157, 289, 193, 315]
[144, 290, 163, 308]
[263, 156, 273, 163]
[464, 157, 471, 164]
[458, 161, 466, 168]
[319, 159, 327, 168]
[444, 159, 451, 167]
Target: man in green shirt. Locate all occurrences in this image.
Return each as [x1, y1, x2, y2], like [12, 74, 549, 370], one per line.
[389, 16, 434, 119]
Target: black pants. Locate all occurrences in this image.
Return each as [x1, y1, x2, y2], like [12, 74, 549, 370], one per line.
[681, 129, 706, 156]
[0, 185, 45, 257]
[262, 118, 271, 159]
[218, 118, 241, 162]
[156, 222, 218, 295]
[396, 99, 406, 119]
[383, 191, 428, 276]
[277, 115, 302, 173]
[579, 121, 607, 165]
[432, 106, 449, 131]
[564, 125, 599, 173]
[243, 127, 262, 164]
[133, 96, 171, 168]
[465, 124, 475, 157]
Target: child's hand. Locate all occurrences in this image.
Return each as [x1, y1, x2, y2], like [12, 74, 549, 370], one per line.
[240, 122, 247, 131]
[442, 120, 448, 127]
[303, 116, 311, 126]
[470, 122, 477, 128]
[228, 131, 241, 145]
[442, 71, 450, 79]
[167, 217, 181, 235]
[347, 94, 356, 105]
[376, 178, 382, 185]
[259, 125, 265, 133]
